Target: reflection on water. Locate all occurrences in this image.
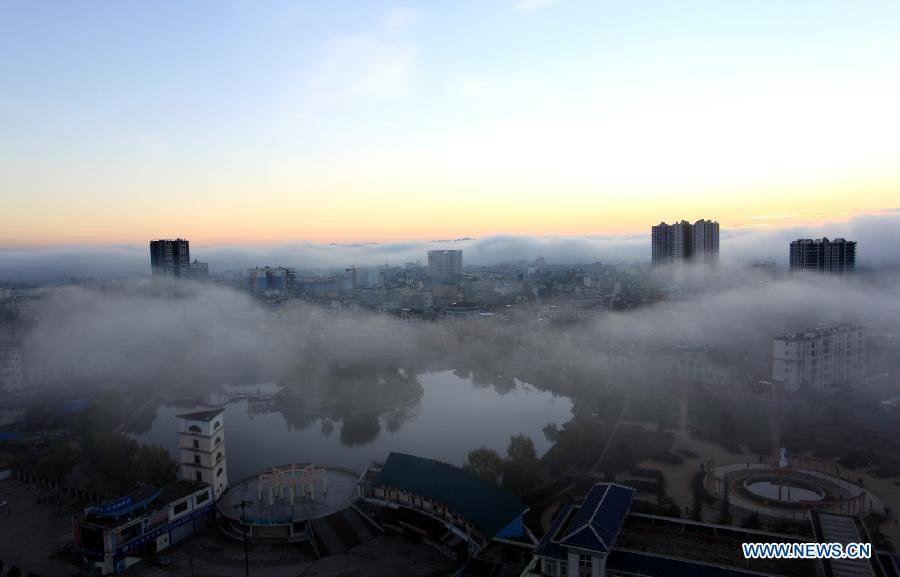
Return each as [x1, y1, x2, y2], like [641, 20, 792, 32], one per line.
[133, 370, 573, 480]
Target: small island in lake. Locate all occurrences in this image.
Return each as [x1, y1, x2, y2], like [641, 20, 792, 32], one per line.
[275, 363, 423, 415]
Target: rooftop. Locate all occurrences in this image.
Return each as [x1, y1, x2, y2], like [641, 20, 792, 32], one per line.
[812, 512, 878, 577]
[83, 480, 207, 528]
[372, 452, 527, 538]
[218, 466, 358, 524]
[559, 483, 634, 552]
[534, 489, 817, 577]
[176, 408, 224, 422]
[776, 324, 861, 342]
[615, 514, 816, 577]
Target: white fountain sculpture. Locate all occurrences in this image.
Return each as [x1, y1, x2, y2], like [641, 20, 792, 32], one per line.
[778, 447, 789, 468]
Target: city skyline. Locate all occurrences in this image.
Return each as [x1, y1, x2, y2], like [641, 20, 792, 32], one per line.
[3, 4, 900, 577]
[3, 1, 900, 246]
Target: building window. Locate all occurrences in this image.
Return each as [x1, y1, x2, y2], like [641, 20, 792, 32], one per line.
[193, 439, 199, 449]
[214, 421, 221, 430]
[579, 554, 593, 572]
[194, 454, 201, 464]
[544, 559, 558, 575]
[216, 452, 223, 463]
[217, 467, 224, 477]
[214, 436, 222, 446]
[196, 491, 210, 505]
[195, 471, 203, 483]
[173, 501, 188, 515]
[188, 425, 201, 433]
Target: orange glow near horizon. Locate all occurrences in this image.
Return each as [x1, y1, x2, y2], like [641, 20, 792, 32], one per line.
[3, 176, 897, 248]
[4, 2, 900, 249]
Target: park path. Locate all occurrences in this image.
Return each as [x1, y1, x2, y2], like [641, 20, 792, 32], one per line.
[591, 396, 631, 473]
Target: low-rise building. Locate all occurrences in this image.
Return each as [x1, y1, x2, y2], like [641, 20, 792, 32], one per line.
[526, 482, 823, 577]
[78, 482, 214, 575]
[358, 452, 528, 559]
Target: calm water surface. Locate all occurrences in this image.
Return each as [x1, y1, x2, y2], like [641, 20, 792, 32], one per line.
[133, 370, 573, 481]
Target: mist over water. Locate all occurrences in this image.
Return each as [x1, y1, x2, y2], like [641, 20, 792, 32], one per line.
[18, 268, 900, 402]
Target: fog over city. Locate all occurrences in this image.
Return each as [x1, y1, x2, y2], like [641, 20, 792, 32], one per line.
[20, 268, 900, 401]
[4, 1, 900, 574]
[2, 211, 899, 282]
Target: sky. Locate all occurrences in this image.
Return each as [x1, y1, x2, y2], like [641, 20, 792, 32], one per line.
[2, 0, 899, 247]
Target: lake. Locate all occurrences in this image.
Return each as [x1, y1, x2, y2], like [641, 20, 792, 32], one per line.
[132, 370, 574, 481]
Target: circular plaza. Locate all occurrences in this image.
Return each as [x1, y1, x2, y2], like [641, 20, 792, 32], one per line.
[217, 463, 359, 543]
[704, 452, 885, 523]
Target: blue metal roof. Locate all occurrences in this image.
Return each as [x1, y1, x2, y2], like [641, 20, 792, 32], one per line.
[559, 483, 634, 553]
[533, 504, 575, 561]
[373, 452, 527, 538]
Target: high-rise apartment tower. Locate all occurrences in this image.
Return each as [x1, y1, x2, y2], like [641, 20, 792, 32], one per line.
[150, 239, 191, 279]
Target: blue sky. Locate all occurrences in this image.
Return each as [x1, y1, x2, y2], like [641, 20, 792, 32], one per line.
[2, 1, 899, 245]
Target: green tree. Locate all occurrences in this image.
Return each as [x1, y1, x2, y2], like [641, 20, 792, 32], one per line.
[35, 441, 79, 482]
[507, 435, 538, 463]
[503, 435, 540, 496]
[135, 445, 177, 488]
[656, 474, 668, 504]
[542, 423, 561, 444]
[690, 479, 704, 521]
[464, 447, 505, 485]
[718, 482, 732, 525]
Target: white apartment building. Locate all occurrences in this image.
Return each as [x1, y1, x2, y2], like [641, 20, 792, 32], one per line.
[773, 324, 865, 391]
[0, 348, 24, 392]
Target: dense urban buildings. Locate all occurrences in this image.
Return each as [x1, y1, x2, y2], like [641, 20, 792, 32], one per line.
[789, 237, 857, 275]
[247, 266, 297, 297]
[650, 219, 719, 266]
[772, 324, 866, 391]
[427, 249, 463, 278]
[149, 239, 191, 279]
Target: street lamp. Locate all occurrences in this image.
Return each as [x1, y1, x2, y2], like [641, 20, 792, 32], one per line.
[233, 498, 253, 577]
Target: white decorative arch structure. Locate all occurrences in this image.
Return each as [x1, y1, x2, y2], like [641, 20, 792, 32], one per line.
[257, 464, 328, 506]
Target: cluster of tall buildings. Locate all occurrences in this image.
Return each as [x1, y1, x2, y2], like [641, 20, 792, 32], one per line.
[153, 229, 858, 292]
[149, 239, 209, 281]
[651, 219, 719, 267]
[650, 221, 858, 276]
[789, 237, 856, 275]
